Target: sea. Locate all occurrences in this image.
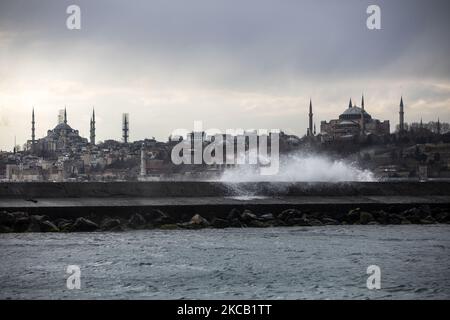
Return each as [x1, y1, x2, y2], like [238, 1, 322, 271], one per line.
[0, 225, 449, 299]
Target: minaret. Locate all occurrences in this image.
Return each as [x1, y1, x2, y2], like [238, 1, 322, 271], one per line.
[399, 97, 405, 132]
[122, 113, 129, 143]
[420, 118, 423, 129]
[308, 99, 313, 136]
[64, 107, 67, 124]
[140, 143, 146, 176]
[313, 123, 316, 136]
[349, 98, 352, 109]
[360, 94, 365, 135]
[31, 108, 35, 144]
[437, 118, 441, 135]
[90, 108, 96, 145]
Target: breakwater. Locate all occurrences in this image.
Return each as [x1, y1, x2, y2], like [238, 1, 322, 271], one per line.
[0, 181, 449, 232]
[2, 181, 450, 198]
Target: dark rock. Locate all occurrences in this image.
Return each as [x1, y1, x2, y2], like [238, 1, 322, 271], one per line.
[0, 211, 15, 227]
[109, 225, 126, 232]
[278, 209, 302, 221]
[10, 212, 29, 220]
[229, 218, 244, 228]
[359, 211, 374, 225]
[54, 219, 73, 229]
[404, 210, 421, 224]
[375, 210, 389, 224]
[211, 218, 229, 228]
[260, 213, 275, 221]
[31, 215, 50, 222]
[240, 210, 257, 222]
[128, 213, 146, 229]
[145, 209, 174, 226]
[287, 215, 310, 226]
[308, 218, 323, 226]
[100, 218, 122, 231]
[227, 208, 241, 221]
[178, 214, 210, 229]
[346, 208, 361, 223]
[54, 218, 70, 226]
[27, 215, 53, 232]
[322, 217, 339, 225]
[0, 225, 12, 233]
[309, 212, 324, 219]
[27, 218, 41, 232]
[420, 216, 436, 225]
[159, 224, 179, 230]
[402, 208, 422, 222]
[190, 214, 210, 227]
[403, 206, 431, 220]
[40, 220, 59, 232]
[13, 217, 31, 232]
[59, 222, 74, 232]
[271, 219, 287, 227]
[247, 220, 269, 228]
[388, 214, 403, 225]
[419, 205, 432, 217]
[71, 217, 99, 232]
[435, 212, 449, 223]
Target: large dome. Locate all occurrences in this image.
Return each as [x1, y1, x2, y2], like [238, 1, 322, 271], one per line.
[339, 106, 372, 120]
[53, 123, 73, 131]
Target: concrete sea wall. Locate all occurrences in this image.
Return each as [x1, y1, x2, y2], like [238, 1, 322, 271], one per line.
[1, 181, 450, 198]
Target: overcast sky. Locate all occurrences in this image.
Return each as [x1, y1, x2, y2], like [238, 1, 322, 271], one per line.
[1, 0, 449, 150]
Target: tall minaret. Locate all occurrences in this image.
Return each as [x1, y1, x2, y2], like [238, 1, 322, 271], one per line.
[308, 99, 313, 136]
[349, 98, 353, 109]
[31, 108, 35, 145]
[360, 94, 365, 134]
[140, 143, 146, 176]
[64, 107, 67, 124]
[399, 97, 405, 132]
[122, 113, 129, 143]
[90, 108, 96, 145]
[437, 118, 441, 135]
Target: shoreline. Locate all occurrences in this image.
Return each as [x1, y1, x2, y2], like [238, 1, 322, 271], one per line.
[1, 205, 449, 233]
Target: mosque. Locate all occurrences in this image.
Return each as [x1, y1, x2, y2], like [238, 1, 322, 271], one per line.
[318, 96, 391, 141]
[28, 108, 94, 156]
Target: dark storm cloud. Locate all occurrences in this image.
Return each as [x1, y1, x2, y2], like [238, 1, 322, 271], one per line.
[1, 0, 450, 84]
[1, 0, 450, 150]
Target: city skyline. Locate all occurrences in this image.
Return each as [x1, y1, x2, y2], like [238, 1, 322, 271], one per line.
[1, 0, 450, 150]
[9, 95, 429, 150]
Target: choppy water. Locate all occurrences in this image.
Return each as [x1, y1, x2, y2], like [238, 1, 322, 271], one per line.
[0, 225, 449, 299]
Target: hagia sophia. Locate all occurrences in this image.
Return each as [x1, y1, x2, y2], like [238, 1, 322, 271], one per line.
[319, 95, 391, 141]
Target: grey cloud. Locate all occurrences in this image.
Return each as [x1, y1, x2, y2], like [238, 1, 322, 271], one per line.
[1, 0, 450, 85]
